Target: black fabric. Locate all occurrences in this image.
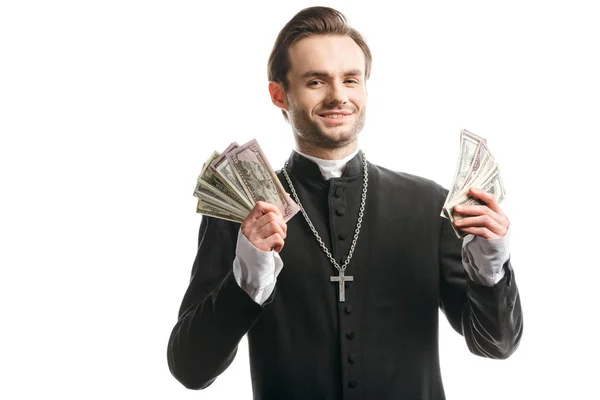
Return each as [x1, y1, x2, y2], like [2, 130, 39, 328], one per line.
[167, 151, 523, 400]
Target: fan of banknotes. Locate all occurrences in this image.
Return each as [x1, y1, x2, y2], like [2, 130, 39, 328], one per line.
[193, 139, 300, 223]
[441, 129, 507, 238]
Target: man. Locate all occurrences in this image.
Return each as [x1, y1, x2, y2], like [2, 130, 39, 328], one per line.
[167, 6, 523, 400]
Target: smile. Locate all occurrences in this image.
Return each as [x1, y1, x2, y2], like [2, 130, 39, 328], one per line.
[317, 112, 353, 125]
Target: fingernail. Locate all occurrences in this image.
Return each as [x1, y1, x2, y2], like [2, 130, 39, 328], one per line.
[455, 205, 463, 211]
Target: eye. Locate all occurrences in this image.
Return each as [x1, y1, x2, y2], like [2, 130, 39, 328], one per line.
[308, 80, 323, 87]
[345, 79, 359, 84]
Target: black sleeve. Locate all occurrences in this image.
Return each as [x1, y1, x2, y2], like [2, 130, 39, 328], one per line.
[166, 216, 272, 389]
[438, 214, 524, 359]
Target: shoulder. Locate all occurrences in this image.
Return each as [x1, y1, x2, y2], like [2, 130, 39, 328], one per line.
[368, 162, 448, 201]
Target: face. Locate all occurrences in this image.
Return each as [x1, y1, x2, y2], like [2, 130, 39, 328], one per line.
[271, 35, 368, 151]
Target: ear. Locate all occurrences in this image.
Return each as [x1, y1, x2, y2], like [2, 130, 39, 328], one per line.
[269, 81, 288, 112]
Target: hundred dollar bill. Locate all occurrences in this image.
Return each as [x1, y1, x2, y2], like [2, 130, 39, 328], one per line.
[226, 139, 300, 222]
[458, 141, 491, 194]
[196, 197, 244, 223]
[194, 180, 248, 217]
[441, 129, 487, 218]
[200, 195, 248, 220]
[212, 144, 255, 210]
[194, 155, 249, 217]
[443, 168, 506, 238]
[466, 153, 496, 191]
[446, 166, 506, 214]
[210, 142, 238, 173]
[197, 150, 252, 212]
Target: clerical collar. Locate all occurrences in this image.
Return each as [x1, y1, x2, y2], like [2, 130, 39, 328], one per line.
[292, 148, 360, 180]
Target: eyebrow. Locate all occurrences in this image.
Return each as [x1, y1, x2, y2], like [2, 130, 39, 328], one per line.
[301, 69, 363, 79]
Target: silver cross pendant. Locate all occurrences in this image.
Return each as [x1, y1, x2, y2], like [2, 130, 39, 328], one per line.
[330, 270, 354, 302]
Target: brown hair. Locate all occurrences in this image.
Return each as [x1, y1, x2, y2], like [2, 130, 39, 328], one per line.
[267, 6, 372, 90]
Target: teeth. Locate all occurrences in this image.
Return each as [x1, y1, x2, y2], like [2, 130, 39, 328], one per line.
[323, 114, 345, 119]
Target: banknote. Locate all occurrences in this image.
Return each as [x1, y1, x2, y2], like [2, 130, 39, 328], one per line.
[442, 129, 507, 238]
[211, 144, 255, 210]
[194, 153, 249, 216]
[196, 197, 244, 224]
[196, 150, 251, 213]
[193, 179, 247, 217]
[459, 142, 490, 193]
[440, 129, 487, 218]
[226, 139, 300, 222]
[193, 139, 299, 224]
[443, 168, 506, 239]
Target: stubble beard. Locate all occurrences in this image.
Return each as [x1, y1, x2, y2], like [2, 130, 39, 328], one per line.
[287, 101, 366, 150]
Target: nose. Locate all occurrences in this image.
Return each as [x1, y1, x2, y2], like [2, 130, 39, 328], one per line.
[326, 81, 348, 105]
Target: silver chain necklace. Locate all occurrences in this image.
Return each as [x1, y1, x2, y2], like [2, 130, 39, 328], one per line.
[282, 150, 368, 302]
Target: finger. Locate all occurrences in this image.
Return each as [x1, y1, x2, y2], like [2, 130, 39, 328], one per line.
[261, 232, 285, 253]
[261, 201, 283, 217]
[241, 212, 260, 238]
[242, 210, 287, 244]
[249, 201, 282, 220]
[256, 212, 287, 237]
[457, 225, 499, 239]
[257, 219, 286, 241]
[468, 188, 505, 217]
[453, 204, 505, 225]
[454, 214, 508, 237]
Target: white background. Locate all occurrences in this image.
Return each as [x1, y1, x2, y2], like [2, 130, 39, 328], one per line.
[1, 0, 598, 399]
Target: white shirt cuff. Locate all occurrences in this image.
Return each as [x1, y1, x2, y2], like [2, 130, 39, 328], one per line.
[232, 229, 284, 305]
[461, 229, 510, 287]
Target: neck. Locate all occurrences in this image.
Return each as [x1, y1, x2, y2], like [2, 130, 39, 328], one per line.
[293, 148, 359, 180]
[294, 139, 359, 160]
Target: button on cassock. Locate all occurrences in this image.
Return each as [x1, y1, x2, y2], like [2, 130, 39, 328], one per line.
[348, 353, 357, 363]
[336, 206, 346, 216]
[349, 379, 358, 388]
[345, 305, 353, 314]
[346, 330, 356, 340]
[335, 187, 344, 197]
[338, 232, 347, 241]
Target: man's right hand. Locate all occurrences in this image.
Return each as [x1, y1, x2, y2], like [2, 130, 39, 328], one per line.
[241, 201, 287, 253]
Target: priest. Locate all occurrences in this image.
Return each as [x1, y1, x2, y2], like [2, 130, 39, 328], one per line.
[167, 6, 523, 400]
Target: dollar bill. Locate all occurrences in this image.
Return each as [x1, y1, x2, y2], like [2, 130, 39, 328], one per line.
[210, 142, 238, 173]
[441, 129, 507, 238]
[212, 145, 255, 210]
[443, 168, 506, 238]
[196, 197, 244, 223]
[193, 155, 249, 217]
[226, 139, 300, 222]
[194, 180, 248, 217]
[458, 142, 490, 193]
[197, 150, 252, 213]
[441, 129, 487, 218]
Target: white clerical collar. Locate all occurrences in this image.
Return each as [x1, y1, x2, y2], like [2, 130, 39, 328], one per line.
[293, 148, 360, 180]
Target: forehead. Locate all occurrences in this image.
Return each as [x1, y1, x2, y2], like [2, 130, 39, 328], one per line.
[288, 35, 365, 77]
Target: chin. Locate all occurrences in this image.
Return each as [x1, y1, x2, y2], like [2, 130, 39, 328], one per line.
[322, 123, 362, 138]
[316, 131, 359, 148]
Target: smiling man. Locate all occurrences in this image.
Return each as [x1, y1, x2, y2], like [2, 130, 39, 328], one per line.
[167, 6, 523, 400]
[278, 34, 367, 158]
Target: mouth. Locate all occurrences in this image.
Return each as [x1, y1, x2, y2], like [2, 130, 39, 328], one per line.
[318, 111, 352, 118]
[317, 111, 353, 124]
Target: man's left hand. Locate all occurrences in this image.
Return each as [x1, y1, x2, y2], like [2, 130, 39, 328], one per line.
[453, 187, 510, 239]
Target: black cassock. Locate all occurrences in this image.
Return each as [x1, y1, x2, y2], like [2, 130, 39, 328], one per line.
[167, 151, 523, 400]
